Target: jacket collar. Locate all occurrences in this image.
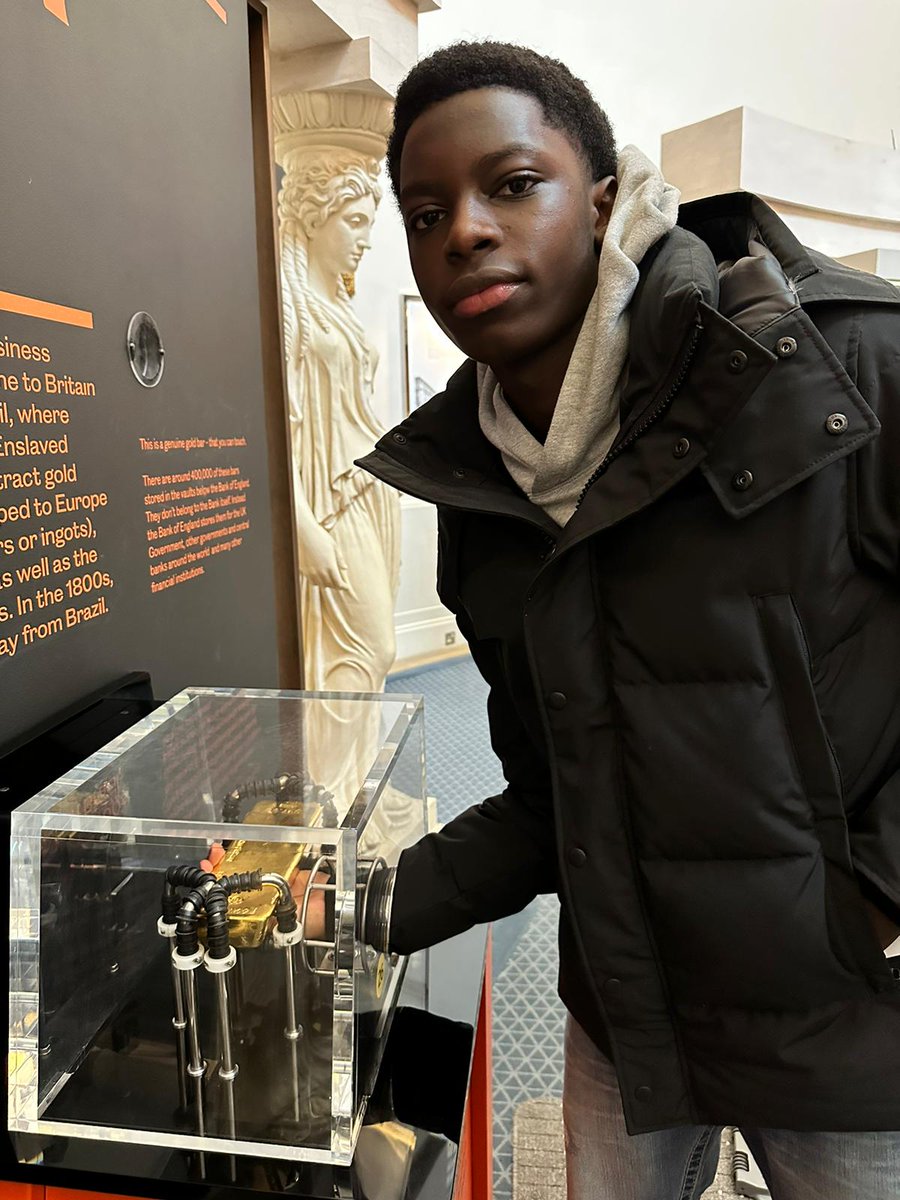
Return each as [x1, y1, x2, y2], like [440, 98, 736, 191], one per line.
[698, 304, 880, 519]
[357, 358, 560, 535]
[358, 194, 894, 534]
[358, 223, 718, 534]
[677, 190, 900, 306]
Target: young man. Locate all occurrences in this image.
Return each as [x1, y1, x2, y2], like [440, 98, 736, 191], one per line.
[358, 41, 900, 1199]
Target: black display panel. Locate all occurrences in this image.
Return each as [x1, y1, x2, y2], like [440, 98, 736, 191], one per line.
[0, 0, 284, 749]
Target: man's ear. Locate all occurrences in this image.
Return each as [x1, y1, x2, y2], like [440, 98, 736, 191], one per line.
[592, 176, 618, 250]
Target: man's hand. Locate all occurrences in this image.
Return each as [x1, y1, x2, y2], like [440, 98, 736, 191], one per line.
[289, 868, 330, 941]
[200, 842, 226, 873]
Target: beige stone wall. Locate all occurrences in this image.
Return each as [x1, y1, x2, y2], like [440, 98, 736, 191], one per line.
[661, 107, 900, 261]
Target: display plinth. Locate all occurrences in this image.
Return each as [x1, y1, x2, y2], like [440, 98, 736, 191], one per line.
[8, 688, 426, 1168]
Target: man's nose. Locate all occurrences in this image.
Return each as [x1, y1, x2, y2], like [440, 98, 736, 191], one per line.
[444, 198, 501, 259]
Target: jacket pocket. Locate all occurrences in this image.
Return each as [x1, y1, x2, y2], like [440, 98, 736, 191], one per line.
[754, 593, 892, 988]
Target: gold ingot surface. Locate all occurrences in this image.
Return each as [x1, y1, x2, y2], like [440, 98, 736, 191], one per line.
[209, 798, 322, 949]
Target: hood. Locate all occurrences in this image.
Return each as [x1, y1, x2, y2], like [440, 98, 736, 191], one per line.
[357, 192, 898, 520]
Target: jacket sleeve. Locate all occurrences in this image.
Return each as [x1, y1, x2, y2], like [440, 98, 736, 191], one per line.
[845, 302, 900, 926]
[387, 604, 558, 956]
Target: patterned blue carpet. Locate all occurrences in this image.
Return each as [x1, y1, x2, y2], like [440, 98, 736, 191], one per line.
[387, 656, 566, 1199]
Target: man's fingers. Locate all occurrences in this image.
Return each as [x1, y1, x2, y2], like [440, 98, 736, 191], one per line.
[290, 869, 306, 903]
[287, 869, 331, 940]
[200, 841, 226, 872]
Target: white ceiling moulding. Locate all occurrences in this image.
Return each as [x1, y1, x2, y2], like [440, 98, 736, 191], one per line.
[662, 108, 900, 259]
[267, 0, 439, 99]
[266, 0, 352, 54]
[271, 36, 407, 100]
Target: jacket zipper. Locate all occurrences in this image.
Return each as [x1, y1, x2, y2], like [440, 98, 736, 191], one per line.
[574, 317, 704, 511]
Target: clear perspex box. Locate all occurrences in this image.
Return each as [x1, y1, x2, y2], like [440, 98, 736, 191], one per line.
[8, 687, 427, 1166]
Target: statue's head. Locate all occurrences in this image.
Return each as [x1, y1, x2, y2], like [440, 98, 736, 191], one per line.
[281, 151, 382, 282]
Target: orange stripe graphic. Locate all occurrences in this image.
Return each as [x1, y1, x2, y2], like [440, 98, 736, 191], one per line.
[43, 0, 69, 24]
[42, 1, 226, 28]
[0, 291, 93, 330]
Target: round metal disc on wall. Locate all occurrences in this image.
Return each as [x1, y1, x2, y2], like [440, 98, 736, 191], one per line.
[126, 311, 165, 387]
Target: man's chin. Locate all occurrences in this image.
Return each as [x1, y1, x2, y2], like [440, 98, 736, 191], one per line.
[446, 317, 541, 369]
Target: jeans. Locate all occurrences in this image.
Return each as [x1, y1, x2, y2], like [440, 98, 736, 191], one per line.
[563, 1016, 900, 1199]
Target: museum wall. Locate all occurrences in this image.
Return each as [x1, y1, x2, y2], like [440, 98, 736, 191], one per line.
[352, 0, 900, 665]
[0, 0, 299, 750]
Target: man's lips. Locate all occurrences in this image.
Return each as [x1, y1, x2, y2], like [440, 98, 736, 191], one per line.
[452, 282, 522, 319]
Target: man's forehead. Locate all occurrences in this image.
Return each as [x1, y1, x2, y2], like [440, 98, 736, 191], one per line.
[405, 87, 547, 147]
[399, 88, 572, 190]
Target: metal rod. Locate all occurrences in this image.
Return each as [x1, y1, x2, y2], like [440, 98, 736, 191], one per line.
[288, 1038, 301, 1125]
[182, 967, 206, 1140]
[284, 945, 299, 1039]
[171, 954, 187, 1029]
[214, 968, 238, 1168]
[191, 1067, 205, 1151]
[174, 1021, 189, 1111]
[222, 1077, 237, 1164]
[183, 968, 204, 1076]
[232, 948, 246, 1019]
[215, 974, 238, 1081]
[260, 872, 293, 906]
[167, 940, 188, 1109]
[284, 944, 302, 1123]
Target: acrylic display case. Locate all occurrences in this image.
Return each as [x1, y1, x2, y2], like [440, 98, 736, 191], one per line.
[8, 687, 427, 1167]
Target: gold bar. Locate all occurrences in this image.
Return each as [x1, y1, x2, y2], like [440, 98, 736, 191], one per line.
[209, 799, 321, 950]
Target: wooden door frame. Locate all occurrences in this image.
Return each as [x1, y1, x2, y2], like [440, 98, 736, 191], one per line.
[247, 0, 303, 688]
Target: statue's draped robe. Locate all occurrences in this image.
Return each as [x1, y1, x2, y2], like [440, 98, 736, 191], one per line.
[287, 290, 401, 812]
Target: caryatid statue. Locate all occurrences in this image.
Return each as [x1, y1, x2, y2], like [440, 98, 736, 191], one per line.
[276, 94, 401, 699]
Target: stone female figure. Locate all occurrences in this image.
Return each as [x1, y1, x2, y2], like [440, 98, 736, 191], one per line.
[279, 150, 400, 698]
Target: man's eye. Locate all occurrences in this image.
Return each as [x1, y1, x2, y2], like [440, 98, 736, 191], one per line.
[409, 209, 445, 232]
[498, 175, 539, 196]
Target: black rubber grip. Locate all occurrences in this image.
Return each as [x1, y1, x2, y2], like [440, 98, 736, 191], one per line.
[162, 865, 209, 923]
[275, 896, 298, 934]
[204, 884, 231, 959]
[174, 886, 208, 957]
[219, 870, 263, 895]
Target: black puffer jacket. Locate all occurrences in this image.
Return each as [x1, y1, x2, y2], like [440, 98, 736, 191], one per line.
[358, 192, 900, 1135]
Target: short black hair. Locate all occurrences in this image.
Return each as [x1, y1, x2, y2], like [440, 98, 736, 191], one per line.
[386, 41, 617, 199]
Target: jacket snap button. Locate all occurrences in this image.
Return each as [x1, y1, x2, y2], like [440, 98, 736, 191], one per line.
[732, 469, 754, 492]
[604, 977, 622, 995]
[548, 691, 567, 710]
[672, 437, 691, 459]
[392, 432, 407, 445]
[728, 350, 748, 373]
[776, 336, 798, 357]
[452, 467, 467, 478]
[567, 847, 587, 868]
[635, 1086, 653, 1103]
[825, 412, 848, 435]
